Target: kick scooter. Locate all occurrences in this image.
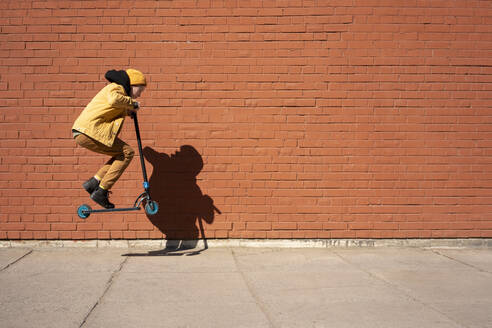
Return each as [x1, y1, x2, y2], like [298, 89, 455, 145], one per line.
[77, 112, 159, 219]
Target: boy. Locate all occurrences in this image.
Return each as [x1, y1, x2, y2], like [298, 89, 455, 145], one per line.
[72, 69, 147, 209]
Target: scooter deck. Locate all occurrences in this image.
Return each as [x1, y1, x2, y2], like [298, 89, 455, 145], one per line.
[88, 207, 141, 213]
[78, 205, 141, 218]
[77, 200, 158, 219]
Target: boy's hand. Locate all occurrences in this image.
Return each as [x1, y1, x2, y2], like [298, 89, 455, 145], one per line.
[127, 101, 140, 115]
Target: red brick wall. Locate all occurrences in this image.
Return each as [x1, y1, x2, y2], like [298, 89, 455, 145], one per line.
[1, 0, 491, 240]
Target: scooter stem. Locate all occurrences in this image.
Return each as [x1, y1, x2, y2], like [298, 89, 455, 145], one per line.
[131, 112, 150, 192]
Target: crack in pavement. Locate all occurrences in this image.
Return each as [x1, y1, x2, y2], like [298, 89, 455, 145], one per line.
[333, 249, 469, 328]
[230, 248, 277, 328]
[79, 256, 129, 328]
[0, 249, 33, 272]
[431, 249, 492, 275]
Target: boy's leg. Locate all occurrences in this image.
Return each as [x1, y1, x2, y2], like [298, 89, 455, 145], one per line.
[98, 138, 135, 190]
[75, 134, 135, 190]
[95, 157, 115, 182]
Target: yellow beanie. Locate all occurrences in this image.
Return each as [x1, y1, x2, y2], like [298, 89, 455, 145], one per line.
[126, 69, 147, 86]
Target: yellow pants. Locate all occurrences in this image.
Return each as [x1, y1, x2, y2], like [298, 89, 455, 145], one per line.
[75, 134, 135, 190]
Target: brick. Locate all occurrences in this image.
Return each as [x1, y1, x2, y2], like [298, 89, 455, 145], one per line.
[128, 222, 155, 231]
[97, 231, 110, 239]
[77, 223, 103, 231]
[246, 222, 271, 231]
[272, 222, 297, 230]
[25, 223, 50, 231]
[0, 223, 25, 231]
[51, 223, 77, 231]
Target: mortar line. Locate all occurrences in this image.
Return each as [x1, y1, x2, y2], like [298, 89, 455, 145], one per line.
[332, 249, 469, 328]
[79, 256, 129, 328]
[230, 248, 277, 328]
[0, 249, 33, 272]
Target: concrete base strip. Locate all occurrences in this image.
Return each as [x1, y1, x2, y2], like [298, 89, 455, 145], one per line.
[0, 238, 491, 249]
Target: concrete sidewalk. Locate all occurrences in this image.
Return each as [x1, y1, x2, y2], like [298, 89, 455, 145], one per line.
[1, 246, 491, 328]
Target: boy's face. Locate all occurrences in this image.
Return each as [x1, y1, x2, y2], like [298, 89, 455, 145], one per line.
[132, 85, 146, 98]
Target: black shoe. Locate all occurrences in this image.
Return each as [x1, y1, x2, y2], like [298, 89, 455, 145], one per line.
[90, 187, 115, 209]
[82, 177, 99, 195]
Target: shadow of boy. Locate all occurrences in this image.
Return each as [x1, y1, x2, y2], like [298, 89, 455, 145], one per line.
[142, 146, 219, 254]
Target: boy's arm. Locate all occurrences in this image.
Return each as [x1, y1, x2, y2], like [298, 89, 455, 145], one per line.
[106, 84, 137, 112]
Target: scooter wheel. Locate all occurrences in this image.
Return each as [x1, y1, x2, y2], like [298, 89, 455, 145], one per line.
[145, 200, 159, 215]
[77, 204, 92, 219]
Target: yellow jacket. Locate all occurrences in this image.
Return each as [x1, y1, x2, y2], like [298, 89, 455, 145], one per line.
[72, 83, 136, 147]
